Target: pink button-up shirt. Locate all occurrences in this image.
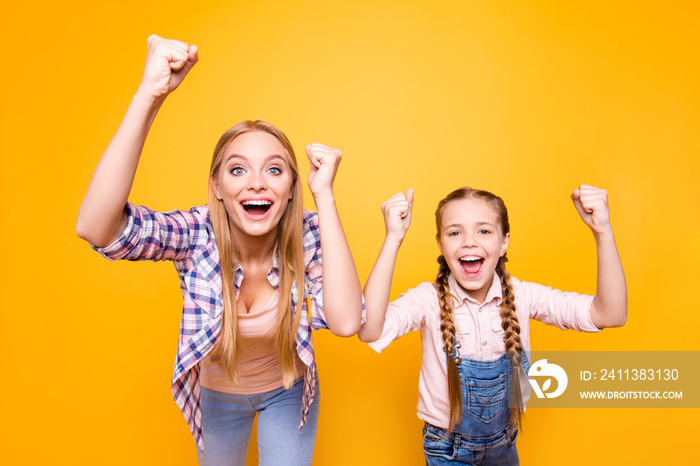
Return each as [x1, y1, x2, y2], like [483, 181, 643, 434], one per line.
[368, 272, 599, 429]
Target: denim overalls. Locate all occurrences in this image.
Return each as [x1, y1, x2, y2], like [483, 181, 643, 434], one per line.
[423, 342, 531, 465]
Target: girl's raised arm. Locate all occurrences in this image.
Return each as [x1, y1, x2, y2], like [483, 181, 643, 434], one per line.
[76, 35, 198, 247]
[358, 189, 413, 342]
[571, 184, 627, 328]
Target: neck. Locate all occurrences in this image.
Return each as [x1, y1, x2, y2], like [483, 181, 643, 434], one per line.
[230, 227, 278, 265]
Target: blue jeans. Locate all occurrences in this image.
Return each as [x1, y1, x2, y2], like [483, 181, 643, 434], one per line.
[197, 377, 319, 466]
[423, 423, 519, 465]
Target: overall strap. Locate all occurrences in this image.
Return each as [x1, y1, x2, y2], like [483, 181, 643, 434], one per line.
[519, 351, 531, 374]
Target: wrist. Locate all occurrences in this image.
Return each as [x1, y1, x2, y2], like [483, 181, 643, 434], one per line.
[381, 235, 405, 257]
[592, 227, 615, 244]
[311, 190, 336, 207]
[134, 84, 168, 105]
[384, 232, 405, 247]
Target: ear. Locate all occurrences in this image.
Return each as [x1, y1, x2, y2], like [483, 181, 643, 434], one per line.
[500, 232, 511, 257]
[210, 175, 222, 200]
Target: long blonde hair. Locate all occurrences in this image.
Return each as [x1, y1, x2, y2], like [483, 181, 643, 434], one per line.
[207, 120, 305, 389]
[434, 187, 524, 431]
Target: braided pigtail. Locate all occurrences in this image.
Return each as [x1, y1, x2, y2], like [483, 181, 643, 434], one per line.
[434, 254, 462, 431]
[496, 254, 524, 431]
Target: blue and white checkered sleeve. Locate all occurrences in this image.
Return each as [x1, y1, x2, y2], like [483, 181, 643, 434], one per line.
[93, 203, 206, 262]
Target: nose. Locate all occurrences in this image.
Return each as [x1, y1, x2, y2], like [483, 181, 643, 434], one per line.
[248, 171, 267, 191]
[462, 232, 477, 248]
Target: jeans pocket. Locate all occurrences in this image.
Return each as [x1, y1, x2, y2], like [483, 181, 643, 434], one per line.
[423, 426, 456, 461]
[508, 427, 519, 446]
[465, 372, 507, 422]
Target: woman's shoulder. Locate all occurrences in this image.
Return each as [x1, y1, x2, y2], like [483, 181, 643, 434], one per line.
[152, 204, 214, 248]
[160, 204, 213, 236]
[302, 209, 319, 226]
[189, 205, 211, 224]
[302, 209, 320, 242]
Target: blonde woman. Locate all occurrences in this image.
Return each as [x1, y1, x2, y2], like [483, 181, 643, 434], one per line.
[76, 35, 363, 465]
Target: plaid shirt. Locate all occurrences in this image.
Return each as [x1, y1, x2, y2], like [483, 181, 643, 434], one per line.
[94, 203, 328, 451]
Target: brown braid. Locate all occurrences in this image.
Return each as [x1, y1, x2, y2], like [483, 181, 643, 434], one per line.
[434, 255, 462, 431]
[496, 255, 524, 431]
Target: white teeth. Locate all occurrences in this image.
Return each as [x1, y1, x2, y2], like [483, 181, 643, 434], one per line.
[460, 256, 482, 262]
[242, 200, 272, 206]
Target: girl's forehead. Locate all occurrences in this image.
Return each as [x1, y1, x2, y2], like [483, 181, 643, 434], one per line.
[441, 198, 499, 225]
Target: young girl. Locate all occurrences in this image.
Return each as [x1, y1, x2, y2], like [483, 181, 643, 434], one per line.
[76, 35, 364, 465]
[359, 185, 626, 465]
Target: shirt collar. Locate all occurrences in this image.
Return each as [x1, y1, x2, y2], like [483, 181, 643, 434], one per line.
[447, 272, 502, 307]
[233, 253, 280, 273]
[233, 254, 281, 289]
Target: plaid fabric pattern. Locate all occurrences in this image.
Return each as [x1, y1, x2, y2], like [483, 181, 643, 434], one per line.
[95, 203, 328, 451]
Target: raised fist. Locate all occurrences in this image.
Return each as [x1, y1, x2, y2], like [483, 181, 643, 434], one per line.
[382, 189, 414, 241]
[306, 143, 343, 198]
[571, 184, 612, 235]
[139, 34, 199, 98]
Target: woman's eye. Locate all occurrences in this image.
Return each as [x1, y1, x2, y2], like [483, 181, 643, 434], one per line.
[268, 167, 282, 175]
[230, 166, 245, 175]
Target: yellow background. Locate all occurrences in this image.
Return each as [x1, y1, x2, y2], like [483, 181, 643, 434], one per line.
[2, 0, 698, 464]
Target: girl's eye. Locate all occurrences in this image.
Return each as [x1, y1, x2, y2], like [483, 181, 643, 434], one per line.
[448, 231, 461, 237]
[268, 167, 282, 175]
[479, 229, 492, 235]
[230, 166, 245, 175]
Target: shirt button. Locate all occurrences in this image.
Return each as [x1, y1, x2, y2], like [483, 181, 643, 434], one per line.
[482, 341, 487, 346]
[478, 308, 482, 313]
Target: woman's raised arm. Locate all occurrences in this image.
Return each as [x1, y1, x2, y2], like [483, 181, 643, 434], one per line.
[76, 35, 198, 247]
[305, 143, 364, 337]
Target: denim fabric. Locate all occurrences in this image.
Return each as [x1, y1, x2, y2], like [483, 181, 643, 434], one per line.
[423, 423, 519, 465]
[197, 377, 319, 466]
[422, 349, 529, 464]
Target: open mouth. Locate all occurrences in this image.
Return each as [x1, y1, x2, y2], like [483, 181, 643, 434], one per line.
[241, 200, 273, 217]
[459, 256, 484, 277]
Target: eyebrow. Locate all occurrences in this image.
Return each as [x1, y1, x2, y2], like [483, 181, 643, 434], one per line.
[443, 221, 497, 229]
[224, 153, 287, 164]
